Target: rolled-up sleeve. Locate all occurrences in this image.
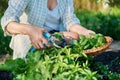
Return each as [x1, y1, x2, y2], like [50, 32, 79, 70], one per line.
[1, 0, 29, 36]
[62, 0, 80, 31]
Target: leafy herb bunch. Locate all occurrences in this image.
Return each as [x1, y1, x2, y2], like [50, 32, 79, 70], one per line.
[0, 33, 107, 80]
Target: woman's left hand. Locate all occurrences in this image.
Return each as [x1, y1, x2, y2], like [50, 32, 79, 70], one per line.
[61, 32, 79, 40]
[69, 24, 95, 37]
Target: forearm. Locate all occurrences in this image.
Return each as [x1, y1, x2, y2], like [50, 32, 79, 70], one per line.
[6, 21, 32, 35]
[69, 24, 87, 34]
[69, 24, 95, 36]
[6, 21, 49, 49]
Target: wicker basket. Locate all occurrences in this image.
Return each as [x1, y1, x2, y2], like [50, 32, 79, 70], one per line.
[84, 36, 113, 56]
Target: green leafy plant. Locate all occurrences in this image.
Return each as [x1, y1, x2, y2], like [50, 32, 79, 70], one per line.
[71, 33, 106, 50]
[52, 32, 63, 41]
[90, 61, 120, 80]
[0, 12, 12, 54]
[0, 0, 8, 12]
[75, 9, 120, 40]
[0, 33, 108, 80]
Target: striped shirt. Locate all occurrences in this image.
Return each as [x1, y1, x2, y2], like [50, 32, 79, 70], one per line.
[1, 0, 80, 59]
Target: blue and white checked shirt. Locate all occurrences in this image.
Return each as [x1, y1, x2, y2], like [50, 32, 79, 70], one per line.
[1, 0, 80, 59]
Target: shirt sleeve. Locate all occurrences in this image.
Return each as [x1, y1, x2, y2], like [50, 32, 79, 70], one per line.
[1, 0, 29, 36]
[62, 0, 80, 31]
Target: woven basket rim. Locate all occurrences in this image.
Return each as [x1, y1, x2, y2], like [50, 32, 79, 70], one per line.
[84, 36, 113, 56]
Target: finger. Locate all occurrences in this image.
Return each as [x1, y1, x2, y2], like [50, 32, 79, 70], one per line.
[47, 43, 51, 47]
[62, 32, 79, 40]
[41, 37, 51, 47]
[86, 30, 95, 37]
[40, 28, 46, 32]
[38, 40, 44, 49]
[88, 30, 95, 34]
[70, 33, 79, 40]
[42, 42, 51, 48]
[32, 43, 40, 49]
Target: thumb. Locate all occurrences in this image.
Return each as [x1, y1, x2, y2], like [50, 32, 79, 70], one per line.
[40, 28, 46, 32]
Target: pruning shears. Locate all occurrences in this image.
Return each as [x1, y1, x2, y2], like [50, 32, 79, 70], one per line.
[29, 32, 62, 53]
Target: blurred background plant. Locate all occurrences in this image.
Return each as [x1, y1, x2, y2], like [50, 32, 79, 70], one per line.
[74, 0, 120, 40]
[0, 0, 8, 13]
[0, 0, 12, 54]
[0, 0, 120, 54]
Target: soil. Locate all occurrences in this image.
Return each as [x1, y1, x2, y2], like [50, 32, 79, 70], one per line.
[93, 50, 120, 73]
[0, 71, 13, 80]
[92, 41, 120, 74]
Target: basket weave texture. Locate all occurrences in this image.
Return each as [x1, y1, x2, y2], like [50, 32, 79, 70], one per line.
[84, 36, 113, 56]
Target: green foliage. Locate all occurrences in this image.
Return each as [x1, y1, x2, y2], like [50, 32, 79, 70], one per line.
[109, 6, 120, 16]
[0, 0, 8, 12]
[0, 33, 119, 80]
[71, 33, 106, 50]
[75, 9, 120, 40]
[0, 13, 12, 54]
[52, 32, 63, 41]
[0, 58, 28, 74]
[0, 33, 108, 80]
[91, 62, 120, 80]
[0, 26, 12, 54]
[109, 0, 120, 7]
[0, 0, 11, 54]
[0, 47, 98, 80]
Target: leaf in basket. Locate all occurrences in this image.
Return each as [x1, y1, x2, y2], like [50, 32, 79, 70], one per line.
[84, 43, 91, 50]
[79, 35, 86, 43]
[88, 38, 97, 47]
[95, 34, 106, 47]
[98, 36, 106, 44]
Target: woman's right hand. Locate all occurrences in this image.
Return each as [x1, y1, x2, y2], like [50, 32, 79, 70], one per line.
[26, 25, 50, 49]
[5, 22, 50, 49]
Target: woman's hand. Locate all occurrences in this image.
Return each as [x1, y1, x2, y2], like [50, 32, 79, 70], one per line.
[69, 24, 95, 37]
[6, 22, 50, 49]
[61, 32, 79, 40]
[26, 25, 50, 49]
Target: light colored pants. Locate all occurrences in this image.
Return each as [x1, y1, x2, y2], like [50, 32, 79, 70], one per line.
[10, 34, 31, 59]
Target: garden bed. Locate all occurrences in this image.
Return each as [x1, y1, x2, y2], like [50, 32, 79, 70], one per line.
[93, 50, 120, 73]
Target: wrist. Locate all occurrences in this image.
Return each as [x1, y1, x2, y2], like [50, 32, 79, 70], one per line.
[23, 24, 33, 35]
[69, 24, 87, 34]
